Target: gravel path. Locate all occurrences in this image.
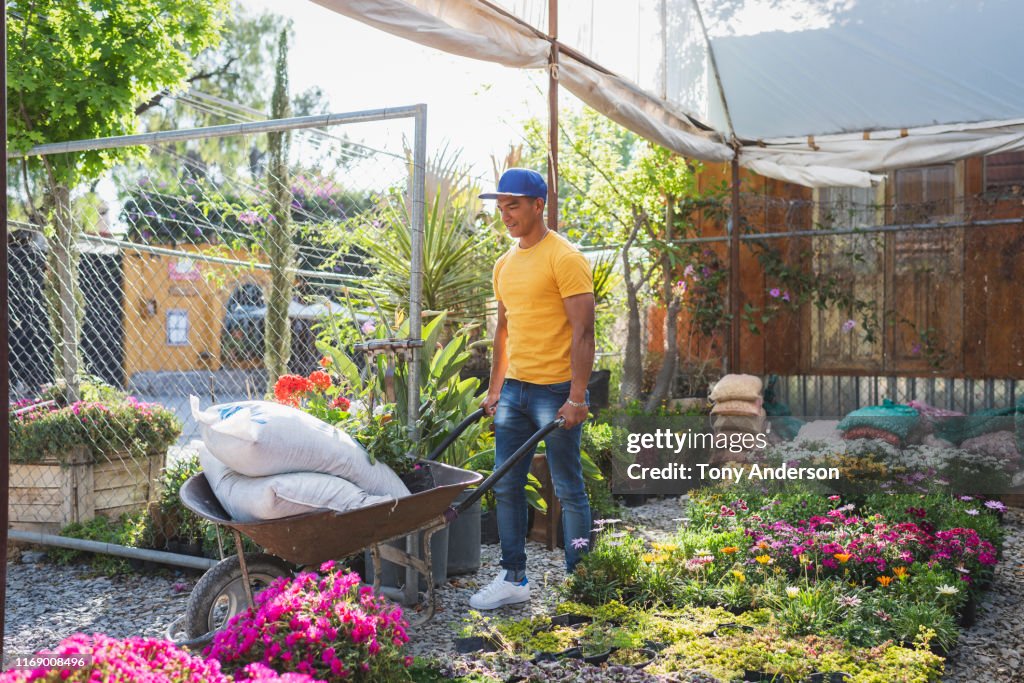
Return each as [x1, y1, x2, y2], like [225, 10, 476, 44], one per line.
[4, 498, 1022, 682]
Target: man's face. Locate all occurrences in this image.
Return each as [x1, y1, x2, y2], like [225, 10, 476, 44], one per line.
[496, 196, 544, 238]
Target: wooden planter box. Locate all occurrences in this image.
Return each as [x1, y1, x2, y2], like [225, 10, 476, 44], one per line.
[8, 446, 166, 534]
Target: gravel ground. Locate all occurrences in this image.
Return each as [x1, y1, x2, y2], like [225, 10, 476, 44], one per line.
[3, 497, 1022, 682]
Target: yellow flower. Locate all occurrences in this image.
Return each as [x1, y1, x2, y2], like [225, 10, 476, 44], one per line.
[834, 553, 852, 564]
[732, 570, 746, 583]
[721, 546, 739, 555]
[798, 554, 810, 566]
[652, 543, 678, 553]
[892, 567, 909, 581]
[642, 553, 656, 563]
[876, 575, 894, 587]
[755, 555, 773, 565]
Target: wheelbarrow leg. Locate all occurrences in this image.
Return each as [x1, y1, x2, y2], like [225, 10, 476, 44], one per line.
[418, 526, 438, 624]
[370, 543, 383, 595]
[233, 529, 255, 609]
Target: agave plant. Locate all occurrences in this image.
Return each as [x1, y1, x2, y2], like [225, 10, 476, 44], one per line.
[344, 148, 504, 332]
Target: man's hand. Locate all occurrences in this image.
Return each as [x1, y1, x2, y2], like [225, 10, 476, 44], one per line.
[481, 390, 501, 417]
[556, 400, 588, 429]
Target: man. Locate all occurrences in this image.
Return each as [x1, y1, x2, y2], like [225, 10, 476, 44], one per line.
[469, 168, 595, 611]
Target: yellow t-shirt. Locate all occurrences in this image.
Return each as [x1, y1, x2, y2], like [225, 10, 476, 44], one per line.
[493, 231, 593, 384]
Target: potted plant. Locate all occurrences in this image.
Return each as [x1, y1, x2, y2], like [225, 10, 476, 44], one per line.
[8, 381, 181, 533]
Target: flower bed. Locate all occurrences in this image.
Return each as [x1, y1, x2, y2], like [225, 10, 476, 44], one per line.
[450, 470, 1005, 682]
[0, 633, 320, 682]
[8, 396, 181, 533]
[206, 562, 412, 682]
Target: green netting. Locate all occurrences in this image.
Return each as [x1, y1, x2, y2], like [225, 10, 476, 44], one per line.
[837, 399, 919, 439]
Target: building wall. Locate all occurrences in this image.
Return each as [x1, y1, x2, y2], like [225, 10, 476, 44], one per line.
[661, 155, 1024, 380]
[122, 246, 270, 378]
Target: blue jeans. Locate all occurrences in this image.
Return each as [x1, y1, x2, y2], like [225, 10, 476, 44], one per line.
[493, 379, 592, 573]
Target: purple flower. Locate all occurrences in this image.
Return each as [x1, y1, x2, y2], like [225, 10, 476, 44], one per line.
[361, 320, 376, 335]
[683, 264, 695, 278]
[769, 288, 781, 298]
[781, 290, 791, 302]
[984, 500, 1008, 512]
[570, 537, 589, 550]
[238, 210, 261, 225]
[911, 342, 922, 355]
[842, 319, 856, 333]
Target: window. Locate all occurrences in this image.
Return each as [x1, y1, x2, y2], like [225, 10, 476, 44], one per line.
[894, 164, 955, 224]
[984, 151, 1024, 192]
[166, 309, 190, 346]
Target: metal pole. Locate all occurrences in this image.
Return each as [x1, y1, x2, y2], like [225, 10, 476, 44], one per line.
[6, 530, 218, 571]
[729, 155, 742, 373]
[10, 106, 423, 158]
[405, 103, 428, 606]
[1, 4, 9, 661]
[547, 0, 559, 231]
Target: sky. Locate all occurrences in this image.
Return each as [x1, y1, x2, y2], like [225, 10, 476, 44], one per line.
[240, 0, 554, 185]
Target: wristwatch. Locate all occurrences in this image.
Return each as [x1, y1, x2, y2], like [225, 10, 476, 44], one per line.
[566, 398, 588, 408]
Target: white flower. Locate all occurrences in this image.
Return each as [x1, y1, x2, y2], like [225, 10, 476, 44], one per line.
[965, 508, 980, 516]
[786, 586, 800, 599]
[936, 584, 959, 596]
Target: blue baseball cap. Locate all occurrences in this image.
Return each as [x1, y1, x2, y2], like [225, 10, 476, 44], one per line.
[479, 168, 548, 200]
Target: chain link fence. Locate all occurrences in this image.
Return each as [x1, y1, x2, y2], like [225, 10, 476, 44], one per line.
[7, 108, 427, 535]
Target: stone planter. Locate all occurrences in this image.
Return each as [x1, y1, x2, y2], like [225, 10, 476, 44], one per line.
[8, 446, 166, 534]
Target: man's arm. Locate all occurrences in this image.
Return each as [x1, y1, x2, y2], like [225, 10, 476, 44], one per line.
[481, 301, 510, 416]
[557, 292, 596, 429]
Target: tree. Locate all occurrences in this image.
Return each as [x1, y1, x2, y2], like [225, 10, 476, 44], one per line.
[7, 0, 228, 401]
[523, 108, 726, 408]
[264, 29, 294, 389]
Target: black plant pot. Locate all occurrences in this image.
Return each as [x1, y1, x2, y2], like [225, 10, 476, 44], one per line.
[453, 636, 500, 654]
[808, 673, 852, 683]
[480, 509, 500, 545]
[549, 613, 593, 628]
[581, 647, 613, 665]
[587, 369, 612, 412]
[618, 493, 647, 507]
[400, 464, 436, 493]
[958, 594, 978, 628]
[447, 487, 482, 576]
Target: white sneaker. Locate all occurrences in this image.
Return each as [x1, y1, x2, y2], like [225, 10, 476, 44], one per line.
[469, 571, 531, 610]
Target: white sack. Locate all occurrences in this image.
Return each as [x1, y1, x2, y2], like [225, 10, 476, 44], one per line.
[190, 396, 410, 499]
[196, 443, 394, 522]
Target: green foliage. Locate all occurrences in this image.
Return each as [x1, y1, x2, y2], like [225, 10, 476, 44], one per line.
[51, 512, 152, 575]
[155, 455, 207, 545]
[7, 0, 229, 185]
[321, 150, 503, 329]
[10, 397, 181, 464]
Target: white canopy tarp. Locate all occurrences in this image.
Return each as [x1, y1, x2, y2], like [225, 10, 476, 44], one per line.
[311, 0, 1024, 188]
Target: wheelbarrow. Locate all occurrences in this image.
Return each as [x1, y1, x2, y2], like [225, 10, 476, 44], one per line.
[169, 409, 565, 647]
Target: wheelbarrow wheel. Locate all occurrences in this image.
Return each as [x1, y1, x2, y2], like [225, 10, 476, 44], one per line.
[184, 553, 292, 640]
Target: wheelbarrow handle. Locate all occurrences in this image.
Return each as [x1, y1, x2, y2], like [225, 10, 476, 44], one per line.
[454, 417, 565, 515]
[426, 408, 487, 462]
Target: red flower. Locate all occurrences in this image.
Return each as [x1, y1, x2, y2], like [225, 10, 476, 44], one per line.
[308, 370, 332, 391]
[319, 356, 333, 368]
[274, 374, 312, 406]
[332, 396, 351, 411]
